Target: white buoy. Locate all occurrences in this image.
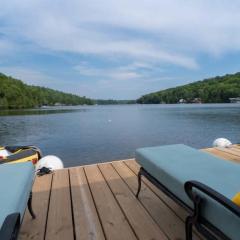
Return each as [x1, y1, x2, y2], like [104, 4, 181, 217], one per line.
[0, 149, 10, 157]
[213, 138, 232, 148]
[36, 155, 64, 171]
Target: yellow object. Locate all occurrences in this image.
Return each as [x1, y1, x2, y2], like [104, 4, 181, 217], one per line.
[7, 151, 39, 164]
[232, 193, 240, 207]
[0, 146, 42, 165]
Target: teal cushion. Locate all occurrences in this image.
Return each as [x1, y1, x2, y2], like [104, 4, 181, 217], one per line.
[0, 162, 35, 227]
[136, 144, 240, 240]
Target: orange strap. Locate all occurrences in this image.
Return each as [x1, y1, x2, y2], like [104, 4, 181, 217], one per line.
[232, 192, 240, 207]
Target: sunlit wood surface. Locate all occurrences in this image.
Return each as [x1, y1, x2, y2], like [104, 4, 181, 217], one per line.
[19, 144, 240, 240]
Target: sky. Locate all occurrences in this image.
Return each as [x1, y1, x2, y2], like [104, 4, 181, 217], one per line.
[1, 1, 240, 99]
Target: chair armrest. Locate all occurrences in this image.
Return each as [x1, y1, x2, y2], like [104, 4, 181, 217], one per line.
[0, 213, 21, 240]
[184, 180, 240, 217]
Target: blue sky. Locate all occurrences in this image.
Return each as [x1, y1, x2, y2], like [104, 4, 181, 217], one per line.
[1, 0, 240, 99]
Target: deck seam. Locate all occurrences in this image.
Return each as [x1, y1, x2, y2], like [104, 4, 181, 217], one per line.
[122, 161, 187, 221]
[83, 166, 107, 240]
[22, 148, 240, 240]
[111, 162, 171, 240]
[43, 174, 53, 240]
[216, 147, 240, 158]
[97, 164, 140, 240]
[68, 169, 76, 240]
[202, 149, 240, 163]
[122, 161, 204, 240]
[67, 159, 135, 170]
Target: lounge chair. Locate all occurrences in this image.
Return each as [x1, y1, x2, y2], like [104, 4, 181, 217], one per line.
[0, 162, 36, 240]
[135, 144, 240, 240]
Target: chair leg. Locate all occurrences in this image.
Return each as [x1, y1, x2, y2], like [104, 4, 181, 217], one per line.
[28, 191, 36, 219]
[0, 213, 20, 240]
[185, 195, 202, 240]
[136, 168, 142, 198]
[185, 216, 193, 240]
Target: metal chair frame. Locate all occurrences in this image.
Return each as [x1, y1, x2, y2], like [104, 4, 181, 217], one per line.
[136, 167, 240, 240]
[0, 191, 35, 240]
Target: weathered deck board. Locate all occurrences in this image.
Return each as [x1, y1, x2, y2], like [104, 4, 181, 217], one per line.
[123, 160, 203, 240]
[124, 159, 189, 221]
[19, 145, 240, 240]
[234, 144, 240, 149]
[112, 161, 191, 240]
[99, 163, 167, 240]
[69, 167, 105, 240]
[203, 148, 240, 162]
[19, 174, 52, 240]
[45, 169, 74, 240]
[203, 146, 240, 163]
[85, 165, 137, 240]
[216, 147, 240, 159]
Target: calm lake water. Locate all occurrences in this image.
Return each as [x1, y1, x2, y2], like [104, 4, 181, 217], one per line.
[0, 104, 240, 167]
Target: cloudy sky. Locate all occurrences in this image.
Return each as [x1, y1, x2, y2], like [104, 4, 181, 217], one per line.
[1, 0, 240, 99]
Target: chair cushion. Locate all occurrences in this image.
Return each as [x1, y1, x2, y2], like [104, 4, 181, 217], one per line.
[0, 162, 35, 227]
[136, 144, 240, 240]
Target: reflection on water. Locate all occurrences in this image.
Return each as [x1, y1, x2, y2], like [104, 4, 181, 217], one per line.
[0, 107, 88, 116]
[0, 104, 239, 167]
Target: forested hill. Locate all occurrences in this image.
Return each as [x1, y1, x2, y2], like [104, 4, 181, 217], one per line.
[137, 72, 240, 104]
[0, 73, 93, 109]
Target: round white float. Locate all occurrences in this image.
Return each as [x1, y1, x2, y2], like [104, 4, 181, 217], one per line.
[212, 138, 232, 148]
[0, 149, 10, 157]
[36, 155, 64, 171]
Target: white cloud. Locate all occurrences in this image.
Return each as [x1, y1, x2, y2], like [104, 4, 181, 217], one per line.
[72, 61, 179, 98]
[1, 0, 240, 98]
[0, 64, 179, 99]
[74, 62, 142, 80]
[2, 0, 240, 60]
[0, 0, 214, 69]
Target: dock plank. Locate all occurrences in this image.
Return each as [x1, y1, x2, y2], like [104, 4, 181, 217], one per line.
[99, 163, 168, 240]
[84, 165, 137, 240]
[202, 148, 240, 163]
[218, 147, 240, 157]
[45, 169, 74, 240]
[223, 147, 240, 156]
[124, 160, 188, 221]
[69, 167, 105, 240]
[19, 174, 52, 240]
[112, 161, 192, 240]
[233, 144, 240, 149]
[20, 145, 240, 240]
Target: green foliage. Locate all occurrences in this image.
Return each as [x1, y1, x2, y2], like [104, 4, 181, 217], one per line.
[137, 73, 240, 104]
[0, 73, 94, 109]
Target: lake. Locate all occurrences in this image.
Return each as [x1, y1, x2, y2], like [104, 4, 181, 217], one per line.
[0, 104, 240, 167]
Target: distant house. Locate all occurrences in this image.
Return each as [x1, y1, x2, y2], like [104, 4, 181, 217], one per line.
[178, 98, 187, 104]
[191, 98, 202, 104]
[229, 97, 240, 103]
[54, 102, 66, 106]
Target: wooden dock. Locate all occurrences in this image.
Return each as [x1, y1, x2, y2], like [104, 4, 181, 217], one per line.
[19, 145, 240, 240]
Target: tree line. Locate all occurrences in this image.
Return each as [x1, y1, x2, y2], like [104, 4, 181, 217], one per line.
[137, 72, 240, 104]
[0, 73, 93, 109]
[2, 71, 240, 109]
